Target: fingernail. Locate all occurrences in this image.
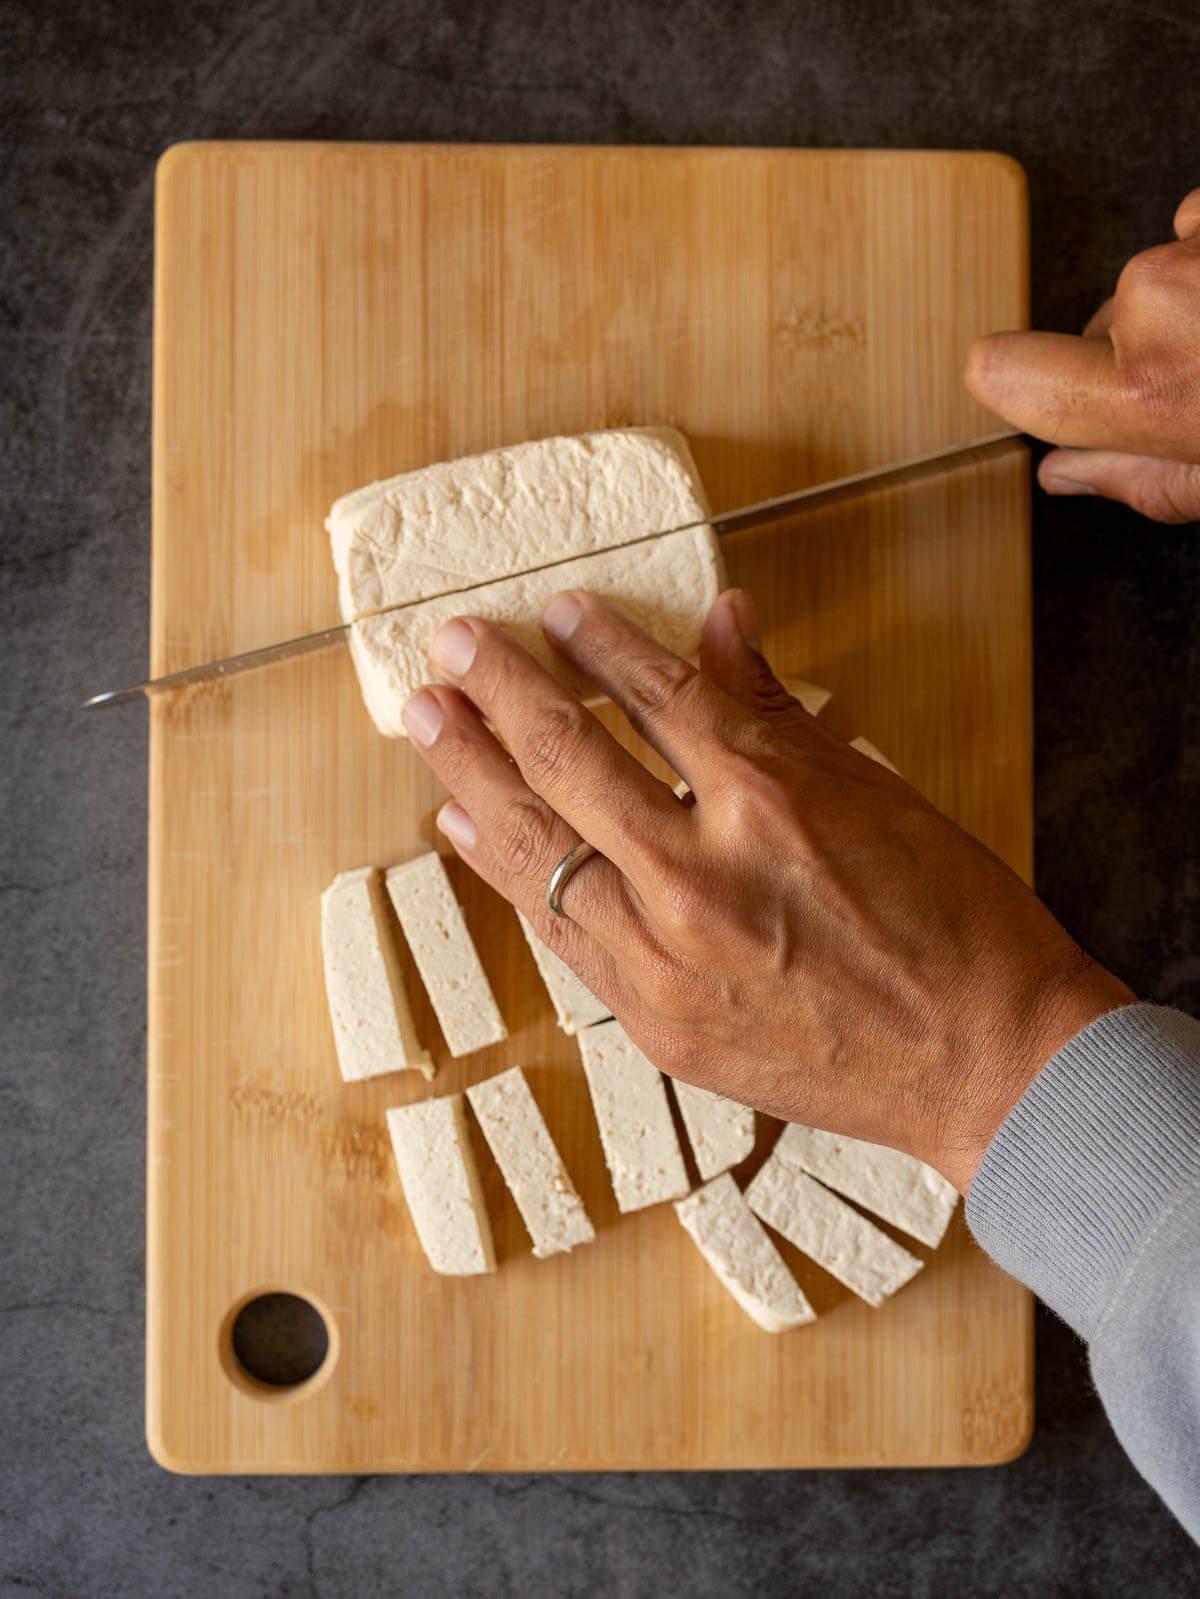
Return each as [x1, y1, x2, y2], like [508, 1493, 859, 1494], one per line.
[402, 690, 444, 746]
[730, 589, 762, 651]
[542, 591, 583, 642]
[1042, 476, 1098, 496]
[437, 802, 477, 850]
[430, 618, 477, 676]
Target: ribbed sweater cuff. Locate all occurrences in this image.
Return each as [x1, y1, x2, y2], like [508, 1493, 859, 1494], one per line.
[965, 1003, 1200, 1339]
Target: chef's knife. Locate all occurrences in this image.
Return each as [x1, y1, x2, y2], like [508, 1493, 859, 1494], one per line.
[84, 429, 1023, 708]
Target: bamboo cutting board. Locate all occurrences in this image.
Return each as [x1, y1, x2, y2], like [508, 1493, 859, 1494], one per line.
[148, 142, 1033, 1472]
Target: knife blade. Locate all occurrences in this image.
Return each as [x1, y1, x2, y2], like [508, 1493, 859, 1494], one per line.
[84, 429, 1022, 708]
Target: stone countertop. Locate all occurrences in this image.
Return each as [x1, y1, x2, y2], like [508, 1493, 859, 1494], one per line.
[4, 1, 1199, 1593]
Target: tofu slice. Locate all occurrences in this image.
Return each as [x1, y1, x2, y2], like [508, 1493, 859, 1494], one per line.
[782, 675, 832, 717]
[328, 427, 713, 620]
[671, 1081, 755, 1180]
[576, 1020, 690, 1212]
[745, 1152, 923, 1308]
[384, 852, 507, 1059]
[466, 1066, 594, 1258]
[676, 1174, 816, 1333]
[773, 1123, 958, 1249]
[386, 1095, 495, 1274]
[320, 867, 433, 1083]
[850, 735, 902, 774]
[351, 525, 723, 737]
[516, 910, 610, 1035]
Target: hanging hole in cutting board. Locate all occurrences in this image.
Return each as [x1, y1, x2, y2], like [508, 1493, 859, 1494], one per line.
[223, 1291, 334, 1397]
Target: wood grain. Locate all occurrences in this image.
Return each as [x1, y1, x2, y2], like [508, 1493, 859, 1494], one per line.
[148, 142, 1033, 1472]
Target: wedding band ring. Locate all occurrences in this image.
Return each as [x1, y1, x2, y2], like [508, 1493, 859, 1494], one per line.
[546, 841, 598, 917]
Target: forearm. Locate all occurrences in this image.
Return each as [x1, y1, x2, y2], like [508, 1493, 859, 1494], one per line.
[966, 1003, 1200, 1543]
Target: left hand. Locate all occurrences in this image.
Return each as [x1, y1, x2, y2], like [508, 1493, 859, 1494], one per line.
[400, 589, 1132, 1193]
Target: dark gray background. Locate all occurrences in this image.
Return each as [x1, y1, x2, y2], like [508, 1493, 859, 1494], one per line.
[3, 2, 1199, 1594]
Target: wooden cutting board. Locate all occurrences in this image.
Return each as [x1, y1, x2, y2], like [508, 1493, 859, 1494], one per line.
[148, 142, 1033, 1472]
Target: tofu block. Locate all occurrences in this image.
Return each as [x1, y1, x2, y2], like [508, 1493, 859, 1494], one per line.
[386, 1095, 495, 1274]
[466, 1066, 594, 1258]
[745, 1153, 923, 1308]
[850, 735, 902, 774]
[576, 1019, 690, 1213]
[516, 910, 610, 1035]
[351, 525, 723, 737]
[385, 852, 507, 1059]
[326, 427, 723, 738]
[328, 427, 713, 620]
[782, 675, 832, 717]
[671, 1081, 755, 1180]
[676, 1175, 816, 1333]
[773, 1123, 958, 1249]
[320, 867, 433, 1083]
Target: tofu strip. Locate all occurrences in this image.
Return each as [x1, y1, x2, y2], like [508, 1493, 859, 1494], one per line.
[773, 1123, 958, 1249]
[576, 1020, 689, 1213]
[321, 867, 433, 1082]
[676, 1175, 815, 1333]
[467, 1067, 594, 1258]
[385, 852, 506, 1059]
[745, 1152, 923, 1308]
[671, 1081, 755, 1181]
[516, 910, 610, 1035]
[386, 1096, 495, 1275]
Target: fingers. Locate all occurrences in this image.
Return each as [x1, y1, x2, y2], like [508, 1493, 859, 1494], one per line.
[423, 615, 685, 894]
[401, 683, 642, 964]
[539, 588, 753, 788]
[1174, 187, 1200, 240]
[965, 329, 1126, 449]
[1039, 449, 1200, 523]
[1082, 296, 1116, 338]
[700, 590, 828, 745]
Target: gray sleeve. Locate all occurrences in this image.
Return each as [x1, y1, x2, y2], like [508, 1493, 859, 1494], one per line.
[966, 1003, 1200, 1544]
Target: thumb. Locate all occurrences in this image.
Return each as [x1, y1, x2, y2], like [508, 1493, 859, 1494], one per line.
[700, 590, 820, 740]
[965, 329, 1134, 451]
[1040, 448, 1200, 523]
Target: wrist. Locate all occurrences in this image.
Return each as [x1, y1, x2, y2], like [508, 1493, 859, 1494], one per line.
[934, 962, 1136, 1194]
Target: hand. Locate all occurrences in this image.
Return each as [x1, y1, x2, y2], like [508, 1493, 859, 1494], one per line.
[401, 589, 1133, 1193]
[966, 187, 1200, 522]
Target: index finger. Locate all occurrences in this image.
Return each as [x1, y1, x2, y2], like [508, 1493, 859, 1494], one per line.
[965, 329, 1135, 450]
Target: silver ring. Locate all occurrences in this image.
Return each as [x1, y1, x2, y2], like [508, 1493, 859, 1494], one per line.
[546, 841, 598, 917]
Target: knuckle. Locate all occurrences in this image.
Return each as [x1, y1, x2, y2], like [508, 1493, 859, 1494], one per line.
[1116, 241, 1180, 299]
[712, 741, 795, 829]
[429, 719, 474, 789]
[519, 698, 593, 789]
[494, 792, 558, 877]
[624, 653, 699, 725]
[655, 868, 711, 940]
